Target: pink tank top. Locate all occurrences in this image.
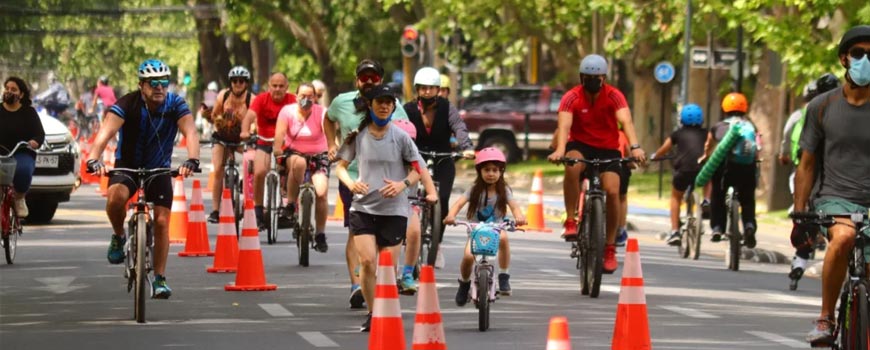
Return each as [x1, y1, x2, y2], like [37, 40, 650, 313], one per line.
[277, 103, 327, 155]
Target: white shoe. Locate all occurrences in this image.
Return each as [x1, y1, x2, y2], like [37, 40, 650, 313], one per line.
[791, 256, 808, 270]
[14, 198, 28, 218]
[435, 247, 445, 269]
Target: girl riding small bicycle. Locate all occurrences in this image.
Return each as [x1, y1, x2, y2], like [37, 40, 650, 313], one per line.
[444, 147, 525, 303]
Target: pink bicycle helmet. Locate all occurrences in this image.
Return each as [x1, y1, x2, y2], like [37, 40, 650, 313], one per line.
[392, 119, 417, 140]
[475, 147, 506, 166]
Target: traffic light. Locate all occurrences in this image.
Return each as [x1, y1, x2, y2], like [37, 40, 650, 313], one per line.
[401, 26, 419, 58]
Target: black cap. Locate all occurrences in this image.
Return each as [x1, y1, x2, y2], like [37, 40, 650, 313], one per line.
[364, 84, 396, 101]
[839, 25, 870, 55]
[355, 59, 384, 77]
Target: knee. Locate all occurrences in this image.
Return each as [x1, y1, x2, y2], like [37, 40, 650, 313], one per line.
[358, 255, 376, 270]
[499, 232, 509, 245]
[828, 231, 855, 251]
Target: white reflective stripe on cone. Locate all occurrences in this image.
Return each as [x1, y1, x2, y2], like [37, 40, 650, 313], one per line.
[412, 323, 445, 344]
[238, 236, 260, 250]
[617, 286, 646, 305]
[545, 340, 570, 350]
[622, 253, 642, 278]
[372, 299, 402, 318]
[218, 222, 236, 236]
[376, 266, 395, 285]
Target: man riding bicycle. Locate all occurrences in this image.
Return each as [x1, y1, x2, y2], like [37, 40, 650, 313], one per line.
[547, 54, 646, 274]
[241, 73, 296, 229]
[86, 59, 201, 299]
[207, 66, 254, 223]
[273, 82, 329, 253]
[792, 25, 870, 345]
[90, 75, 117, 121]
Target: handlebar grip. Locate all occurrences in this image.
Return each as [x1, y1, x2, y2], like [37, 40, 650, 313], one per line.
[789, 212, 819, 220]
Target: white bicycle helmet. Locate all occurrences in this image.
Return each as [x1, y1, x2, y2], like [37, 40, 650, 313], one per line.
[228, 66, 251, 80]
[413, 67, 441, 87]
[579, 54, 608, 75]
[138, 59, 171, 79]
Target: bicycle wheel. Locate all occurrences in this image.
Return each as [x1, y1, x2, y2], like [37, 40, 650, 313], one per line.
[3, 202, 18, 264]
[225, 168, 241, 237]
[265, 175, 278, 245]
[578, 219, 591, 296]
[679, 192, 695, 259]
[842, 282, 870, 350]
[298, 189, 312, 267]
[588, 197, 605, 298]
[691, 192, 704, 260]
[418, 200, 432, 267]
[478, 267, 490, 331]
[727, 195, 741, 271]
[426, 199, 443, 266]
[134, 212, 147, 323]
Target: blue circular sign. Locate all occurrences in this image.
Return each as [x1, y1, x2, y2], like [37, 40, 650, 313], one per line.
[654, 61, 676, 84]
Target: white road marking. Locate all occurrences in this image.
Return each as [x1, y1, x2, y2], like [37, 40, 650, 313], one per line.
[35, 276, 87, 294]
[15, 266, 79, 271]
[745, 331, 805, 348]
[259, 303, 294, 317]
[298, 332, 339, 347]
[659, 305, 719, 319]
[538, 268, 574, 278]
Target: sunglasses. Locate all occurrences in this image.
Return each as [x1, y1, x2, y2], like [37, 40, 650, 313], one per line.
[231, 78, 247, 84]
[849, 47, 870, 60]
[357, 73, 381, 84]
[144, 79, 170, 88]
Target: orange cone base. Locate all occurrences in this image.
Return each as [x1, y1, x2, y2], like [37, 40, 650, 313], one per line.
[179, 251, 214, 257]
[207, 266, 237, 273]
[519, 224, 553, 232]
[225, 283, 277, 291]
[612, 304, 651, 350]
[369, 317, 406, 349]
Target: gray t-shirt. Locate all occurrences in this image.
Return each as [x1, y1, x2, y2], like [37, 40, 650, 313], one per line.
[462, 187, 514, 223]
[338, 123, 422, 217]
[799, 87, 870, 207]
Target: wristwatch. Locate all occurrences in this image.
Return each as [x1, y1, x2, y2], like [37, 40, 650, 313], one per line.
[403, 179, 412, 188]
[630, 144, 642, 150]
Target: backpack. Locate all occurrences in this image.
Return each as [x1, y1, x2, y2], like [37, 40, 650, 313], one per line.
[221, 89, 252, 107]
[728, 117, 758, 165]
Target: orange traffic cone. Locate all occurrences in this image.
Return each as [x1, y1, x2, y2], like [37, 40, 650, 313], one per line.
[226, 199, 277, 291]
[179, 180, 214, 257]
[412, 265, 446, 350]
[178, 135, 187, 148]
[611, 238, 651, 350]
[520, 169, 552, 232]
[546, 316, 571, 350]
[208, 189, 239, 273]
[328, 193, 344, 221]
[369, 249, 405, 350]
[98, 174, 109, 196]
[168, 176, 189, 244]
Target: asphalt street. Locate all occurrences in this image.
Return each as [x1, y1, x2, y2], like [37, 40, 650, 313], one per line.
[0, 154, 825, 350]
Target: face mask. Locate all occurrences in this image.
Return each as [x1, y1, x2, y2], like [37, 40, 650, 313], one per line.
[369, 109, 392, 127]
[419, 96, 437, 105]
[848, 56, 870, 87]
[2, 93, 19, 105]
[582, 76, 602, 94]
[299, 97, 313, 109]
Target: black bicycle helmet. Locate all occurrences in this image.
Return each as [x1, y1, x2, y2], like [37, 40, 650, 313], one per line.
[815, 73, 840, 94]
[838, 25, 870, 56]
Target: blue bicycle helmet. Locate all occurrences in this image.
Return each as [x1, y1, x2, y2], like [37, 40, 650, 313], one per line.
[138, 59, 171, 79]
[680, 103, 703, 126]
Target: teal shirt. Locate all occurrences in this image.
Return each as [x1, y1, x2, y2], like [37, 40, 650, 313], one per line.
[327, 91, 408, 179]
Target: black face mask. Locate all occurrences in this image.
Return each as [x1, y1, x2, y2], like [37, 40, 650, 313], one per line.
[419, 96, 437, 106]
[2, 92, 19, 105]
[582, 76, 603, 94]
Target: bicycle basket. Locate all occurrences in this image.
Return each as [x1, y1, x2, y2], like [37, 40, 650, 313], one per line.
[470, 224, 500, 256]
[0, 157, 17, 186]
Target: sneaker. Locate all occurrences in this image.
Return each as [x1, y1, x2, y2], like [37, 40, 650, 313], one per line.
[349, 285, 365, 309]
[434, 247, 445, 269]
[107, 234, 126, 264]
[498, 273, 511, 296]
[14, 198, 28, 218]
[790, 256, 807, 281]
[207, 210, 219, 224]
[710, 227, 724, 242]
[805, 317, 835, 344]
[615, 228, 628, 247]
[360, 312, 372, 332]
[701, 199, 711, 219]
[455, 279, 471, 306]
[743, 223, 757, 248]
[399, 273, 417, 295]
[313, 232, 328, 253]
[603, 244, 618, 274]
[278, 203, 295, 229]
[666, 230, 682, 246]
[561, 219, 579, 241]
[152, 275, 172, 299]
[255, 206, 266, 231]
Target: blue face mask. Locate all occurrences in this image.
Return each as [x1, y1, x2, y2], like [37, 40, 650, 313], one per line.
[369, 109, 393, 127]
[849, 56, 870, 87]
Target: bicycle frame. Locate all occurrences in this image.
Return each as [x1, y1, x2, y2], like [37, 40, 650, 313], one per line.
[1, 142, 33, 264]
[212, 138, 245, 236]
[416, 151, 463, 266]
[725, 186, 742, 271]
[289, 152, 328, 267]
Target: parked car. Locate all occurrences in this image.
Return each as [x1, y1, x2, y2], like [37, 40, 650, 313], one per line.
[26, 108, 81, 223]
[459, 85, 563, 162]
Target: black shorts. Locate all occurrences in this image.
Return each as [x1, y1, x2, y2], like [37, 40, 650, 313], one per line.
[565, 141, 622, 174]
[109, 172, 173, 209]
[255, 143, 272, 153]
[672, 171, 698, 192]
[338, 182, 353, 227]
[619, 166, 632, 195]
[348, 212, 407, 247]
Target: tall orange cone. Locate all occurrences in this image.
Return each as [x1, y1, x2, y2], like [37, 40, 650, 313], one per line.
[207, 189, 239, 273]
[226, 199, 277, 291]
[179, 180, 214, 257]
[168, 176, 189, 244]
[412, 265, 446, 350]
[546, 316, 571, 350]
[328, 193, 344, 221]
[520, 169, 552, 232]
[611, 238, 651, 350]
[369, 249, 405, 350]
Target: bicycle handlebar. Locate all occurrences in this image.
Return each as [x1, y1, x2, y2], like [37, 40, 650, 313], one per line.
[790, 211, 869, 226]
[108, 167, 202, 178]
[451, 220, 523, 232]
[419, 151, 468, 160]
[254, 135, 275, 143]
[211, 138, 248, 148]
[559, 156, 637, 166]
[0, 141, 34, 158]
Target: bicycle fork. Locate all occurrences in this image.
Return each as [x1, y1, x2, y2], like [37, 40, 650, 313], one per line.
[470, 261, 496, 304]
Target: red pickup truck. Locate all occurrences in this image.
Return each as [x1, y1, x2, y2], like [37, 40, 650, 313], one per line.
[459, 85, 563, 162]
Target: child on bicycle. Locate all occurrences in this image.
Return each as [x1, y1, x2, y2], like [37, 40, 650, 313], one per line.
[444, 147, 526, 303]
[650, 103, 709, 246]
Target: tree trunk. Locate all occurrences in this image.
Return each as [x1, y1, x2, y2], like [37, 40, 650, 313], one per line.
[193, 0, 231, 87]
[250, 34, 271, 88]
[748, 48, 787, 208]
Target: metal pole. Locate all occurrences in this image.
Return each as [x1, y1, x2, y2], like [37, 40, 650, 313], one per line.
[523, 113, 530, 161]
[706, 30, 714, 126]
[659, 83, 667, 199]
[736, 25, 744, 93]
[679, 0, 691, 106]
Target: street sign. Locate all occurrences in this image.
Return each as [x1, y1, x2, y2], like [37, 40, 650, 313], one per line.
[654, 61, 675, 84]
[691, 47, 710, 68]
[713, 49, 746, 69]
[691, 46, 746, 69]
[391, 70, 403, 83]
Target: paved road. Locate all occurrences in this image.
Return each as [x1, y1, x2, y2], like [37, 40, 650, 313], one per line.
[1, 160, 823, 350]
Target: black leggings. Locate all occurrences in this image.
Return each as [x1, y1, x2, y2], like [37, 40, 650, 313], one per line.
[431, 159, 455, 240]
[710, 162, 757, 232]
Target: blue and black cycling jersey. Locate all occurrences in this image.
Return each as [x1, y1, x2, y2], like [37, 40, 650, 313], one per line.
[109, 91, 191, 169]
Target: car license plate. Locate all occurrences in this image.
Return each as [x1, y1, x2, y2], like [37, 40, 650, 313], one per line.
[36, 155, 59, 168]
